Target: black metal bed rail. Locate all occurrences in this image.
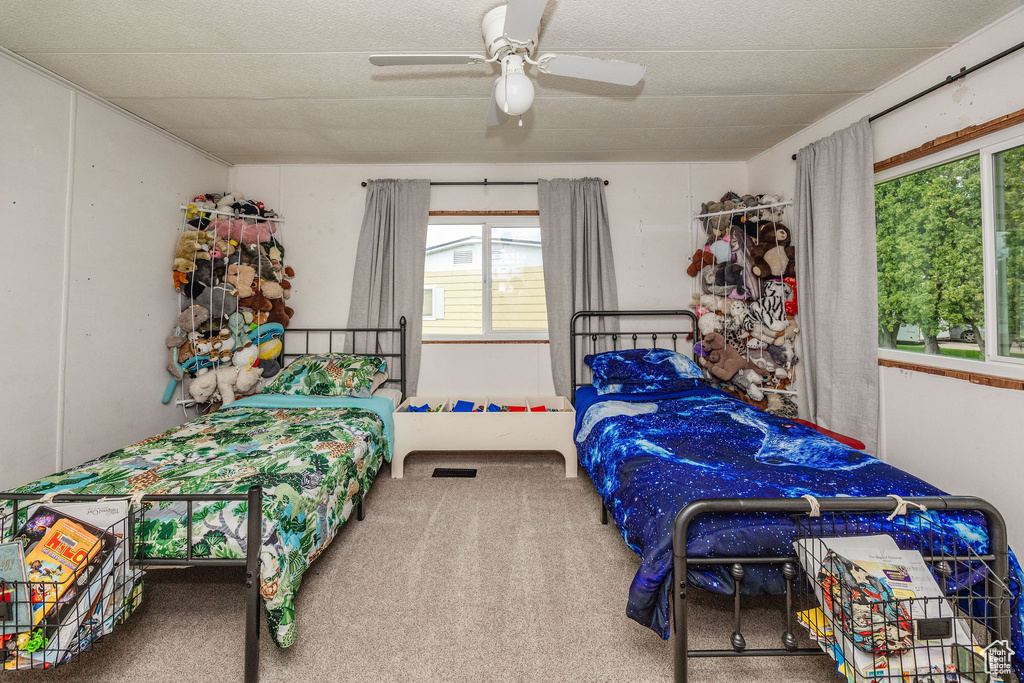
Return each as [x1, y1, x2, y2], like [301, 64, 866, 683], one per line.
[569, 310, 699, 402]
[670, 496, 1010, 683]
[281, 317, 408, 400]
[0, 487, 264, 683]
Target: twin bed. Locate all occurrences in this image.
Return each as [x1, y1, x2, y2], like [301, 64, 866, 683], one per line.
[570, 309, 1023, 682]
[1, 321, 407, 680]
[4, 310, 1022, 682]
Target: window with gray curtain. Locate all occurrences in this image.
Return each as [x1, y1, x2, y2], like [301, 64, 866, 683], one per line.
[345, 178, 431, 397]
[794, 117, 879, 453]
[538, 177, 618, 398]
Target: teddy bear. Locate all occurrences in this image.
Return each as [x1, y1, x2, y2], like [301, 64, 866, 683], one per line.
[703, 332, 769, 383]
[175, 230, 213, 263]
[749, 223, 796, 280]
[239, 288, 273, 312]
[226, 264, 256, 298]
[267, 299, 294, 328]
[686, 248, 717, 277]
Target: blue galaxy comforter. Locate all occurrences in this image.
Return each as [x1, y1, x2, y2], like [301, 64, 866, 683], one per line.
[575, 386, 1023, 676]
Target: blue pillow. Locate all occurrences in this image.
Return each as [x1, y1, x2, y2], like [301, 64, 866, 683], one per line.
[596, 377, 707, 396]
[585, 348, 703, 388]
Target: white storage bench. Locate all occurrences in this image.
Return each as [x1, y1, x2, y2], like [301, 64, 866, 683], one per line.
[392, 396, 577, 478]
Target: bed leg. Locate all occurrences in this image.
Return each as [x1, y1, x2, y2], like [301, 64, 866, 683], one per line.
[244, 486, 262, 683]
[601, 504, 608, 525]
[357, 498, 364, 522]
[673, 513, 689, 683]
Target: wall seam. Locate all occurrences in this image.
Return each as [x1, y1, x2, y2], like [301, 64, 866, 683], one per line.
[55, 91, 78, 473]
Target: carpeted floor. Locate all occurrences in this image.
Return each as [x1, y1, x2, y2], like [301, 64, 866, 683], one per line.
[20, 453, 841, 682]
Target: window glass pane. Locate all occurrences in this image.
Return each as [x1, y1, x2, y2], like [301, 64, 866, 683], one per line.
[994, 142, 1024, 359]
[423, 225, 483, 335]
[491, 226, 547, 332]
[876, 155, 985, 360]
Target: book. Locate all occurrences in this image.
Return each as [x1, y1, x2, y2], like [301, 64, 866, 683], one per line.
[795, 535, 976, 681]
[4, 505, 121, 669]
[0, 542, 32, 636]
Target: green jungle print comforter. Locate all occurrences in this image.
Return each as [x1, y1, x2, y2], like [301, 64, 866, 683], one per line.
[6, 404, 390, 648]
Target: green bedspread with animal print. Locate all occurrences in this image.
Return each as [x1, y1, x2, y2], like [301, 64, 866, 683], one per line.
[6, 401, 391, 648]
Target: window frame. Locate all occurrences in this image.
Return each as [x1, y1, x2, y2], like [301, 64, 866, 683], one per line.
[874, 123, 1024, 380]
[423, 215, 548, 342]
[422, 284, 445, 321]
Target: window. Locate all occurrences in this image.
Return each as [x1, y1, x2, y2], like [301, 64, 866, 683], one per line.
[875, 130, 1024, 370]
[423, 285, 444, 320]
[422, 220, 547, 338]
[993, 142, 1024, 360]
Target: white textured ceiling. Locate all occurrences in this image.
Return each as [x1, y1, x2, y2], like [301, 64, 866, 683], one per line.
[1, 0, 1018, 164]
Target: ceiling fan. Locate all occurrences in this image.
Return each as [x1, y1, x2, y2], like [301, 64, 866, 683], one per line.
[369, 0, 646, 127]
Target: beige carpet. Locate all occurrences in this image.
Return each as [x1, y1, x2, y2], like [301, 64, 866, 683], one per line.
[20, 453, 841, 682]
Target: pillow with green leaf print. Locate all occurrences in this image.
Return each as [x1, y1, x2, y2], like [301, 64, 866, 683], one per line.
[263, 353, 386, 398]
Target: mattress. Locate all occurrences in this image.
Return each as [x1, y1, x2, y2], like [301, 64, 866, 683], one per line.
[373, 386, 403, 409]
[574, 385, 1024, 678]
[5, 393, 393, 649]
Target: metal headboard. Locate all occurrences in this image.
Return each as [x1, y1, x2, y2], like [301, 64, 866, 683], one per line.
[280, 317, 408, 401]
[570, 310, 700, 404]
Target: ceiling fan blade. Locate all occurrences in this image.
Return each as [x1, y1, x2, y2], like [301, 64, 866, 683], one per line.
[486, 89, 510, 127]
[540, 54, 646, 86]
[369, 54, 486, 66]
[503, 0, 548, 44]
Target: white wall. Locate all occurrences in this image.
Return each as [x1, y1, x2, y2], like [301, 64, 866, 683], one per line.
[230, 162, 746, 396]
[748, 8, 1024, 550]
[0, 53, 229, 487]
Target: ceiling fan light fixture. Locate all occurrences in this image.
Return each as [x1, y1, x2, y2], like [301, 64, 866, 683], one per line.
[494, 72, 535, 116]
[495, 54, 535, 117]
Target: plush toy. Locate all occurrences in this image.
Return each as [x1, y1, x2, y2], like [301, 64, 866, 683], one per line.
[226, 312, 249, 349]
[731, 368, 766, 401]
[697, 311, 722, 337]
[784, 277, 797, 315]
[686, 248, 717, 277]
[259, 358, 282, 379]
[191, 284, 236, 317]
[267, 299, 293, 328]
[238, 241, 278, 280]
[758, 195, 786, 222]
[260, 280, 284, 300]
[750, 223, 796, 280]
[704, 332, 769, 382]
[765, 393, 799, 419]
[226, 264, 256, 298]
[213, 218, 277, 245]
[174, 230, 213, 263]
[705, 262, 747, 298]
[166, 305, 210, 348]
[728, 226, 760, 301]
[746, 280, 789, 333]
[699, 202, 732, 238]
[259, 338, 283, 360]
[239, 288, 273, 312]
[173, 257, 197, 274]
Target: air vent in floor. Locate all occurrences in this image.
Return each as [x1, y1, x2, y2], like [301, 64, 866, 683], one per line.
[432, 468, 478, 478]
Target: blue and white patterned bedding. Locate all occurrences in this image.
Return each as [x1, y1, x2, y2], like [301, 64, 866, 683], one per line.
[574, 385, 1023, 677]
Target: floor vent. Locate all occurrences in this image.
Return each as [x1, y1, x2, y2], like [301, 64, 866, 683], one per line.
[432, 468, 478, 478]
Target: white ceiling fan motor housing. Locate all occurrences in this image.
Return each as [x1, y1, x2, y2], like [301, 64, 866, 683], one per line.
[482, 5, 537, 59]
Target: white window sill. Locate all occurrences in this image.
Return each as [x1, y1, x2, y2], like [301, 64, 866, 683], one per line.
[877, 348, 1024, 382]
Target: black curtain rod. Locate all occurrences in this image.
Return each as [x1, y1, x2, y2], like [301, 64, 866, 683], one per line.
[360, 179, 609, 187]
[791, 38, 1024, 160]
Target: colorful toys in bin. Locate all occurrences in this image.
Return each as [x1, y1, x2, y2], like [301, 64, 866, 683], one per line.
[164, 192, 294, 406]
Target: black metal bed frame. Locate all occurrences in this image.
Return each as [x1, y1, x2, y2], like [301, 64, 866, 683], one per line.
[569, 310, 1013, 683]
[0, 320, 408, 682]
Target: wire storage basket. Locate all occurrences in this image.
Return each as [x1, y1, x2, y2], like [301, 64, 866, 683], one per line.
[792, 510, 1012, 682]
[0, 499, 145, 670]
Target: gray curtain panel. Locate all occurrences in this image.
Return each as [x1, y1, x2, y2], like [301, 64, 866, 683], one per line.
[538, 178, 619, 399]
[793, 117, 879, 453]
[345, 179, 430, 397]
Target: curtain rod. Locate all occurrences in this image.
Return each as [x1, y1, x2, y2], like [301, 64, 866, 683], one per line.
[791, 38, 1024, 160]
[360, 179, 609, 187]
